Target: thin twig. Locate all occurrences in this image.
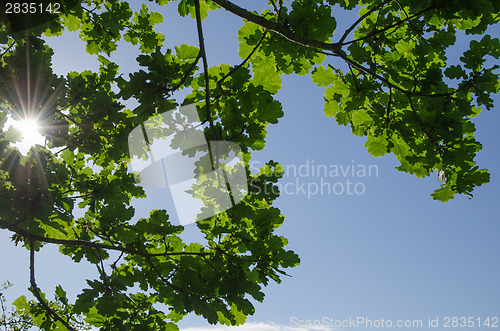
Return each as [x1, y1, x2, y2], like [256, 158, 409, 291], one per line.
[144, 256, 186, 294]
[0, 41, 16, 59]
[55, 109, 113, 138]
[406, 95, 439, 150]
[29, 239, 76, 331]
[228, 124, 247, 141]
[339, 1, 447, 47]
[334, 52, 455, 98]
[68, 193, 93, 200]
[386, 87, 392, 129]
[348, 64, 360, 92]
[111, 251, 125, 269]
[337, 0, 392, 44]
[216, 30, 268, 95]
[269, 0, 279, 14]
[194, 0, 219, 140]
[169, 51, 202, 92]
[393, 0, 426, 41]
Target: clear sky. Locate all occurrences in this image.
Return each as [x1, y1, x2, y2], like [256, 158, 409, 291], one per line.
[1, 1, 499, 330]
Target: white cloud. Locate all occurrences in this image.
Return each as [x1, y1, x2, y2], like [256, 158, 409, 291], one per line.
[181, 322, 335, 331]
[87, 321, 335, 331]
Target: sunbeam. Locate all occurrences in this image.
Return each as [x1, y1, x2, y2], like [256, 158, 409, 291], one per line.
[4, 116, 45, 155]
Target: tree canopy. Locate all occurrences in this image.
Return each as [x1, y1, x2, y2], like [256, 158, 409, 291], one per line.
[0, 0, 499, 329]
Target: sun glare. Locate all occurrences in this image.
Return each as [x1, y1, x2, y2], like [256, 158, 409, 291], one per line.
[4, 116, 45, 154]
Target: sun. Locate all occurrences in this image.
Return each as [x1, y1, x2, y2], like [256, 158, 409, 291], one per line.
[4, 116, 45, 154]
[16, 118, 39, 135]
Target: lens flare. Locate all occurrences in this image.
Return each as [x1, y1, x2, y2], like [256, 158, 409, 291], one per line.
[4, 117, 45, 154]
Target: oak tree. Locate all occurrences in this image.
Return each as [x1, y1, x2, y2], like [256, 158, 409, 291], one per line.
[0, 0, 499, 329]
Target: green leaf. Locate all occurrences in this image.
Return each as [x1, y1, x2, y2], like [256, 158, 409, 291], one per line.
[391, 136, 410, 158]
[0, 30, 8, 44]
[115, 227, 136, 244]
[84, 306, 106, 325]
[230, 303, 247, 325]
[149, 12, 164, 25]
[165, 322, 180, 330]
[55, 285, 66, 299]
[328, 76, 350, 97]
[264, 101, 283, 124]
[54, 285, 68, 306]
[5, 126, 22, 142]
[311, 65, 336, 87]
[97, 55, 111, 66]
[238, 22, 263, 58]
[60, 149, 74, 166]
[85, 42, 101, 55]
[351, 109, 373, 127]
[365, 135, 388, 157]
[253, 70, 282, 94]
[324, 101, 340, 117]
[175, 44, 199, 60]
[431, 184, 456, 202]
[12, 296, 29, 310]
[178, 0, 188, 16]
[1, 2, 499, 331]
[395, 40, 416, 59]
[62, 15, 81, 32]
[445, 65, 467, 79]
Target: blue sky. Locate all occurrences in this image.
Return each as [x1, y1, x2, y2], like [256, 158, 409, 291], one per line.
[1, 1, 499, 330]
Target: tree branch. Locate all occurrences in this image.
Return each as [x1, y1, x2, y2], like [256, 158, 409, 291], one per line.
[333, 52, 455, 98]
[194, 0, 218, 141]
[336, 52, 407, 94]
[29, 239, 76, 331]
[269, 0, 279, 15]
[0, 219, 210, 258]
[211, 0, 453, 101]
[210, 0, 341, 52]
